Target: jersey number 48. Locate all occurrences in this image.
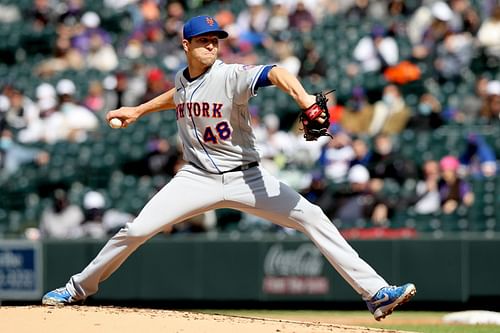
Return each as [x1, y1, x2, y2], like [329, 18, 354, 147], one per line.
[203, 121, 232, 144]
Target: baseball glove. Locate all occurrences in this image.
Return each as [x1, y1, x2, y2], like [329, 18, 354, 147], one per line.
[299, 89, 335, 141]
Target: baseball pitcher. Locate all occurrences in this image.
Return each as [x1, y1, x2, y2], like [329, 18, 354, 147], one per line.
[42, 15, 416, 321]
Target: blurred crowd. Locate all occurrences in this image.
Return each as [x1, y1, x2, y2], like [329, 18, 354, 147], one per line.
[0, 0, 499, 239]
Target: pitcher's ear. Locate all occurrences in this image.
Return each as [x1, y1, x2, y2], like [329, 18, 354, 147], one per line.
[182, 39, 190, 52]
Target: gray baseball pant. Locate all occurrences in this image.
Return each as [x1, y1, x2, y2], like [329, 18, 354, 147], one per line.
[66, 164, 387, 300]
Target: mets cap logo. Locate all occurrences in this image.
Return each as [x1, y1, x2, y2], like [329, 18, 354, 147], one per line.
[206, 17, 215, 26]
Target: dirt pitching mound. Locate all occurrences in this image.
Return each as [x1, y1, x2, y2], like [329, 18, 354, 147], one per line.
[0, 306, 416, 333]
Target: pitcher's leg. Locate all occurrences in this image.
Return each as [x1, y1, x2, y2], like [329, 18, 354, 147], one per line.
[66, 166, 223, 300]
[288, 204, 389, 299]
[227, 167, 387, 299]
[66, 224, 150, 299]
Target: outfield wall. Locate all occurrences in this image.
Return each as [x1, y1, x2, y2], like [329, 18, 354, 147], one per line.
[2, 234, 499, 302]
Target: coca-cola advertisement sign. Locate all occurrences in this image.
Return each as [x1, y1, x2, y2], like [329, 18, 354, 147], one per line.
[262, 244, 329, 295]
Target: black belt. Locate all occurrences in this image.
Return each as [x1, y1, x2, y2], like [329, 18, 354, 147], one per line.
[222, 161, 259, 173]
[189, 161, 259, 174]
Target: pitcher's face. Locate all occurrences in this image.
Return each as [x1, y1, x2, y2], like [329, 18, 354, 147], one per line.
[184, 34, 219, 68]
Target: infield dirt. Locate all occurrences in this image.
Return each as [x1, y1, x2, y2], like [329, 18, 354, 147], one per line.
[0, 306, 418, 333]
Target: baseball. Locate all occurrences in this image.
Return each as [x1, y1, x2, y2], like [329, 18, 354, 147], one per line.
[109, 118, 123, 129]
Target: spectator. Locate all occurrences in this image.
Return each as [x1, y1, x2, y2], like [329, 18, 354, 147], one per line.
[438, 155, 474, 214]
[352, 25, 399, 74]
[17, 83, 58, 143]
[434, 30, 475, 81]
[456, 77, 489, 124]
[340, 86, 375, 135]
[459, 134, 497, 178]
[81, 190, 134, 237]
[257, 113, 294, 174]
[412, 1, 453, 61]
[2, 85, 40, 131]
[301, 171, 328, 205]
[462, 5, 481, 34]
[387, 0, 409, 17]
[267, 0, 290, 36]
[56, 79, 99, 142]
[135, 0, 162, 34]
[320, 164, 394, 227]
[345, 0, 370, 20]
[369, 84, 410, 136]
[236, 0, 270, 47]
[29, 0, 57, 30]
[39, 189, 84, 239]
[448, 0, 481, 34]
[72, 12, 112, 54]
[122, 37, 145, 60]
[35, 96, 67, 144]
[0, 129, 50, 177]
[349, 138, 372, 168]
[273, 39, 301, 76]
[298, 42, 327, 82]
[477, 4, 500, 60]
[250, 108, 321, 176]
[164, 1, 185, 39]
[411, 160, 441, 215]
[288, 1, 315, 32]
[56, 0, 84, 26]
[132, 23, 168, 60]
[214, 9, 234, 30]
[367, 133, 416, 185]
[80, 191, 108, 239]
[35, 82, 57, 104]
[14, 81, 80, 146]
[126, 62, 150, 104]
[219, 24, 259, 65]
[480, 80, 500, 123]
[103, 68, 147, 110]
[84, 80, 106, 114]
[407, 92, 444, 130]
[407, 2, 434, 47]
[318, 131, 354, 183]
[86, 29, 119, 72]
[122, 134, 180, 177]
[35, 35, 85, 78]
[283, 115, 326, 172]
[141, 68, 174, 103]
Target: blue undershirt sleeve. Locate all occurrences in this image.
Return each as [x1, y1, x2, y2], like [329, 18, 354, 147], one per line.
[254, 65, 276, 90]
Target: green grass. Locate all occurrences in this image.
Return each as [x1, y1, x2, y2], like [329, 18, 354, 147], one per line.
[199, 310, 500, 333]
[375, 325, 500, 333]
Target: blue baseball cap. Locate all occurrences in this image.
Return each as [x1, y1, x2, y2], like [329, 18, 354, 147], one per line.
[183, 15, 229, 40]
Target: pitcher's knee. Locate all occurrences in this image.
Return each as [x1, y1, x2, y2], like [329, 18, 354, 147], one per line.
[122, 221, 157, 240]
[299, 203, 331, 226]
[304, 204, 325, 220]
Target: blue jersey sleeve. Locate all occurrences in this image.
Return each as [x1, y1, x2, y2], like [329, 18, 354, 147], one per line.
[254, 65, 276, 90]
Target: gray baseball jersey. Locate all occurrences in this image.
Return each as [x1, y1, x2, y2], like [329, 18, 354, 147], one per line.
[174, 60, 264, 173]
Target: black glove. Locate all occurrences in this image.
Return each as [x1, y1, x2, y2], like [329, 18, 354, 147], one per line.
[299, 90, 335, 141]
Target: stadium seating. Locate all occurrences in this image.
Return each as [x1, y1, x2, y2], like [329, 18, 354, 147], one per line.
[0, 1, 498, 238]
